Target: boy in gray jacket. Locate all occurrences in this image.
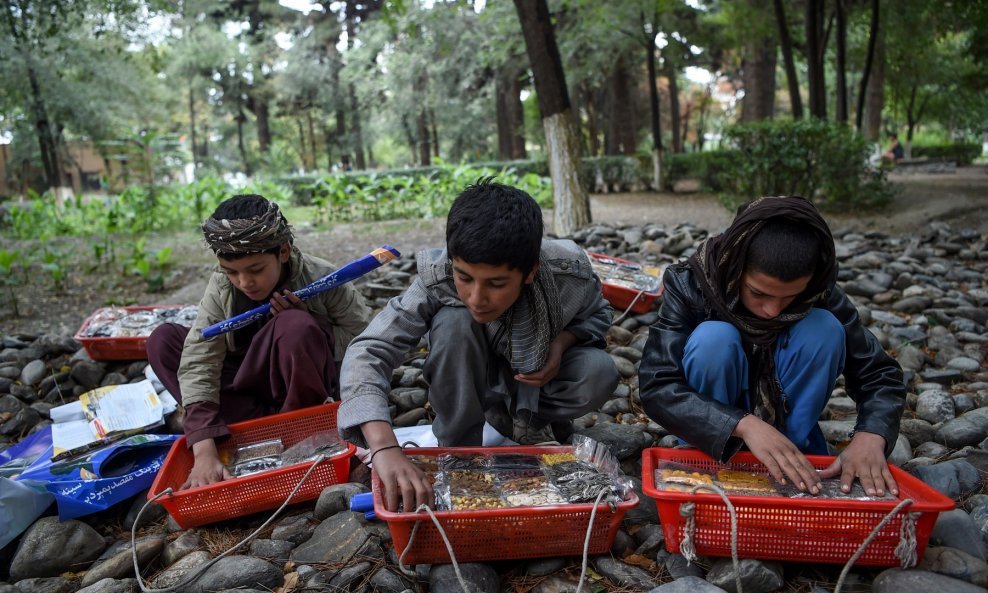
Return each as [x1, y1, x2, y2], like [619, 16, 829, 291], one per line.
[338, 179, 618, 512]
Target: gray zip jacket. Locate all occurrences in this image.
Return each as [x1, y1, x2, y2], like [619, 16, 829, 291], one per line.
[337, 239, 612, 445]
[178, 246, 372, 408]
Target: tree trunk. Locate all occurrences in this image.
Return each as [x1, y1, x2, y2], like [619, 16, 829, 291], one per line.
[430, 108, 439, 160]
[856, 0, 880, 133]
[644, 26, 663, 190]
[496, 71, 513, 159]
[296, 117, 308, 172]
[336, 108, 350, 170]
[236, 112, 251, 174]
[606, 58, 637, 156]
[348, 83, 366, 170]
[695, 87, 711, 151]
[188, 82, 198, 179]
[496, 67, 527, 160]
[774, 0, 803, 119]
[583, 85, 600, 156]
[322, 123, 335, 170]
[306, 111, 318, 171]
[741, 23, 778, 122]
[805, 0, 827, 119]
[667, 61, 683, 152]
[514, 0, 590, 234]
[255, 99, 271, 154]
[417, 110, 431, 166]
[401, 115, 417, 165]
[835, 0, 849, 123]
[863, 30, 885, 141]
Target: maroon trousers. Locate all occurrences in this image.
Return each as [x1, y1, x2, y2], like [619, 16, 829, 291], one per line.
[146, 309, 337, 446]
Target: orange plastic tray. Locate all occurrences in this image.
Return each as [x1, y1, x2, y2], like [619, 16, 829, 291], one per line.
[373, 445, 639, 565]
[586, 252, 663, 314]
[148, 403, 354, 528]
[642, 448, 954, 566]
[74, 305, 188, 361]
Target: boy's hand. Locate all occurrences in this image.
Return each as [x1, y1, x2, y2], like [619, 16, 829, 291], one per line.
[515, 331, 575, 387]
[373, 447, 434, 512]
[819, 431, 896, 496]
[734, 415, 821, 494]
[182, 439, 232, 490]
[270, 290, 306, 315]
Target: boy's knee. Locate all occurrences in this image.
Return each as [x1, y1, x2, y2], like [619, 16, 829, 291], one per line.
[685, 321, 743, 364]
[795, 309, 844, 350]
[271, 310, 325, 345]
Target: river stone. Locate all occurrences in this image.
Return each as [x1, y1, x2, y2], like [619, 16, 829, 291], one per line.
[949, 357, 982, 372]
[600, 397, 631, 416]
[665, 553, 705, 579]
[270, 512, 316, 545]
[610, 355, 637, 378]
[152, 550, 211, 589]
[314, 483, 369, 520]
[893, 296, 934, 314]
[915, 442, 951, 458]
[922, 369, 964, 385]
[430, 563, 499, 593]
[917, 390, 956, 424]
[920, 546, 988, 588]
[307, 561, 373, 590]
[936, 408, 988, 447]
[594, 557, 660, 590]
[79, 535, 165, 587]
[291, 512, 379, 563]
[393, 407, 428, 427]
[248, 539, 294, 563]
[900, 418, 936, 448]
[191, 556, 282, 593]
[9, 577, 73, 593]
[890, 434, 913, 466]
[75, 578, 138, 593]
[705, 558, 783, 593]
[954, 393, 977, 415]
[70, 360, 106, 389]
[913, 459, 982, 499]
[650, 576, 729, 593]
[368, 567, 416, 592]
[9, 517, 107, 580]
[931, 509, 988, 561]
[19, 359, 46, 386]
[124, 488, 166, 530]
[0, 395, 41, 436]
[575, 423, 647, 460]
[160, 531, 200, 566]
[524, 557, 568, 578]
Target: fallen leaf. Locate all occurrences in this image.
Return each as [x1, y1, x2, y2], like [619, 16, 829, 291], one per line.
[623, 553, 657, 571]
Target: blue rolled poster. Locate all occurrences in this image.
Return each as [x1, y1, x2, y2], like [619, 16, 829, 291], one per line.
[201, 245, 401, 339]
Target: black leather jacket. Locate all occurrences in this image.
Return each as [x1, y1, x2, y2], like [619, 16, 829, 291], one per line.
[639, 262, 905, 462]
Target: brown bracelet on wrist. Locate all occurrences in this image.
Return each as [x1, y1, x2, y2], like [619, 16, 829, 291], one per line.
[370, 444, 401, 464]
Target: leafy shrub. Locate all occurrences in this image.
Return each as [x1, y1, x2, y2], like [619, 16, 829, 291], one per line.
[718, 120, 894, 212]
[912, 143, 982, 166]
[665, 150, 734, 192]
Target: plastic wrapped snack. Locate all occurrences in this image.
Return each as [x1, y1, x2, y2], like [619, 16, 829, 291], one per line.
[449, 491, 506, 510]
[406, 455, 440, 474]
[438, 453, 488, 471]
[280, 431, 348, 466]
[446, 470, 499, 495]
[229, 439, 283, 477]
[715, 469, 780, 496]
[781, 477, 897, 501]
[498, 475, 565, 507]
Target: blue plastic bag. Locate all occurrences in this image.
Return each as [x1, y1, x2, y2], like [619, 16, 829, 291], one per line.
[18, 432, 179, 520]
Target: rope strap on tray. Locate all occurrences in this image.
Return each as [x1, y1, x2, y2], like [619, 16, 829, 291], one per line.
[677, 491, 917, 593]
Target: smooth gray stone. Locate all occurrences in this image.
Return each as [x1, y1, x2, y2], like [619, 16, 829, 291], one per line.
[389, 387, 427, 412]
[611, 346, 643, 363]
[80, 535, 164, 587]
[191, 556, 282, 593]
[920, 546, 988, 588]
[649, 576, 728, 593]
[633, 523, 665, 556]
[248, 539, 294, 563]
[270, 512, 316, 545]
[600, 397, 631, 416]
[900, 418, 937, 448]
[19, 359, 46, 385]
[624, 477, 659, 525]
[892, 296, 934, 314]
[611, 355, 637, 378]
[825, 396, 856, 416]
[314, 483, 369, 520]
[10, 577, 73, 593]
[308, 561, 373, 590]
[954, 393, 977, 415]
[75, 578, 138, 593]
[594, 556, 660, 590]
[936, 408, 988, 448]
[291, 512, 379, 564]
[818, 420, 855, 445]
[705, 558, 784, 593]
[913, 459, 982, 499]
[9, 517, 107, 580]
[160, 531, 200, 566]
[151, 550, 211, 589]
[890, 434, 914, 466]
[871, 310, 909, 326]
[949, 357, 982, 372]
[429, 563, 499, 593]
[917, 390, 956, 424]
[393, 407, 428, 427]
[931, 510, 988, 561]
[531, 575, 579, 593]
[525, 557, 567, 577]
[923, 369, 964, 385]
[665, 553, 705, 579]
[368, 567, 416, 593]
[0, 395, 41, 436]
[69, 360, 106, 389]
[915, 442, 951, 459]
[123, 488, 166, 530]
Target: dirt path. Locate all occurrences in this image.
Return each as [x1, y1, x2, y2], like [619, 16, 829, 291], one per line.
[4, 166, 986, 337]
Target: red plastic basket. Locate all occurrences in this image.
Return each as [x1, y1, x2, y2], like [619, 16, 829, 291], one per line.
[74, 305, 189, 361]
[373, 445, 639, 565]
[586, 252, 663, 315]
[642, 448, 954, 566]
[148, 403, 355, 528]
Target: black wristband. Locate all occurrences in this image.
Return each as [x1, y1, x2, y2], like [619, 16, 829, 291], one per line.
[370, 444, 401, 464]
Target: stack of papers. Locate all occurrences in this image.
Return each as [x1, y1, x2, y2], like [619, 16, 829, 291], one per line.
[49, 380, 176, 461]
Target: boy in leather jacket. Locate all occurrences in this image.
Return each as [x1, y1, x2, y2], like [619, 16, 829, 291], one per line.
[147, 194, 371, 489]
[639, 196, 905, 497]
[337, 179, 618, 512]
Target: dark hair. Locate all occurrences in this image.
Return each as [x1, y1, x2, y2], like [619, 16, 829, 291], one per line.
[211, 194, 285, 261]
[745, 218, 821, 281]
[887, 132, 898, 140]
[446, 178, 544, 275]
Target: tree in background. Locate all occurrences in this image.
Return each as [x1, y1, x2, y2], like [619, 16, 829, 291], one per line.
[514, 0, 590, 235]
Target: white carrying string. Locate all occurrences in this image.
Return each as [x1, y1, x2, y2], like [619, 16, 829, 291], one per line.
[612, 290, 647, 326]
[679, 491, 917, 593]
[398, 491, 610, 593]
[833, 498, 916, 593]
[130, 454, 327, 593]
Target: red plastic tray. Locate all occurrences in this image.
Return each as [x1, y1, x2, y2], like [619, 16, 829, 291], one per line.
[74, 305, 188, 361]
[148, 402, 354, 528]
[586, 252, 663, 314]
[373, 445, 639, 565]
[642, 448, 954, 566]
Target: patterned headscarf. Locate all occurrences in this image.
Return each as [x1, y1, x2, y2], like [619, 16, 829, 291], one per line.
[486, 261, 563, 375]
[201, 200, 293, 255]
[687, 196, 837, 427]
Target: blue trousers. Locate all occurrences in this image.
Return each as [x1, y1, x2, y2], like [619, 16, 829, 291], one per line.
[682, 309, 846, 454]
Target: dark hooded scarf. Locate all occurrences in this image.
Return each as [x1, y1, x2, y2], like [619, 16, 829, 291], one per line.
[687, 195, 838, 428]
[201, 200, 294, 255]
